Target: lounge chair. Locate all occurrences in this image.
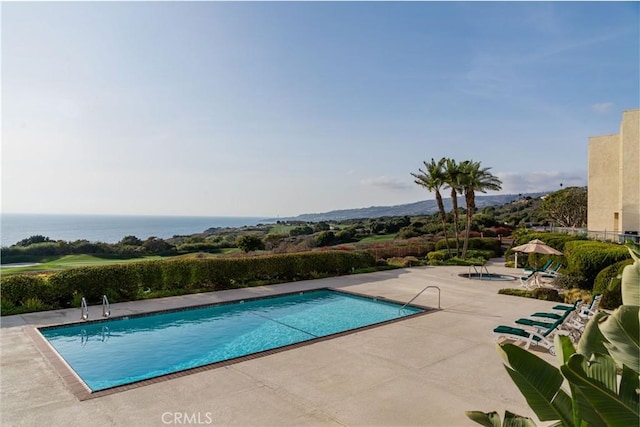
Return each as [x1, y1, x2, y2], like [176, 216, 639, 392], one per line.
[540, 262, 562, 277]
[577, 294, 602, 321]
[493, 322, 559, 355]
[519, 271, 539, 289]
[494, 302, 583, 353]
[517, 306, 584, 341]
[549, 299, 582, 312]
[524, 259, 553, 273]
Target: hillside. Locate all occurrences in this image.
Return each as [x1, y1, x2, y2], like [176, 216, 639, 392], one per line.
[272, 192, 548, 222]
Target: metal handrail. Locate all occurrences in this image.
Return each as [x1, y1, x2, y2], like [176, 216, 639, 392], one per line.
[468, 265, 490, 277]
[399, 285, 441, 312]
[80, 297, 89, 320]
[102, 295, 111, 317]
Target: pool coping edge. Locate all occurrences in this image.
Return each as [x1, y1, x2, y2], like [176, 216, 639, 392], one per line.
[27, 287, 436, 401]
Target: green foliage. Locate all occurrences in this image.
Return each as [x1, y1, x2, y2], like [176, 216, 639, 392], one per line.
[429, 256, 486, 266]
[563, 241, 631, 288]
[289, 225, 313, 236]
[530, 287, 563, 302]
[16, 235, 52, 246]
[498, 289, 533, 298]
[21, 297, 47, 312]
[315, 231, 336, 247]
[176, 242, 223, 254]
[427, 250, 448, 262]
[593, 259, 632, 309]
[366, 242, 435, 260]
[468, 306, 640, 427]
[119, 235, 143, 246]
[465, 411, 535, 427]
[435, 237, 500, 252]
[386, 256, 422, 268]
[542, 186, 587, 228]
[621, 241, 640, 306]
[1, 251, 377, 314]
[497, 288, 562, 302]
[142, 237, 176, 255]
[551, 273, 589, 290]
[236, 234, 265, 252]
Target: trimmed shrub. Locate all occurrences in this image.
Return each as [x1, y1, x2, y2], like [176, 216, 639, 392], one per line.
[1, 251, 377, 314]
[366, 243, 435, 260]
[386, 256, 421, 268]
[593, 259, 632, 309]
[435, 237, 501, 254]
[563, 241, 630, 288]
[0, 275, 54, 306]
[498, 287, 563, 302]
[531, 287, 563, 302]
[427, 250, 448, 262]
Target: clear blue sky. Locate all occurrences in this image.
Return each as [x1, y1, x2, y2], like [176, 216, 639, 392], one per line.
[2, 1, 638, 217]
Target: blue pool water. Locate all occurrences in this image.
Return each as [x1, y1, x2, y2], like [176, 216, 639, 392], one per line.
[39, 290, 424, 391]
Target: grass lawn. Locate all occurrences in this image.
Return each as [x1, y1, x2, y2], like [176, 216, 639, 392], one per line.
[357, 234, 397, 244]
[0, 254, 165, 276]
[0, 249, 246, 276]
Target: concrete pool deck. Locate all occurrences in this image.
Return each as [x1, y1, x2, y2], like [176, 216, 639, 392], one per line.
[1, 260, 560, 426]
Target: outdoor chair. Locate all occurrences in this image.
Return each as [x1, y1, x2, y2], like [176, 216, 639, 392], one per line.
[523, 259, 553, 273]
[493, 321, 561, 355]
[517, 307, 585, 342]
[577, 294, 602, 321]
[519, 271, 539, 289]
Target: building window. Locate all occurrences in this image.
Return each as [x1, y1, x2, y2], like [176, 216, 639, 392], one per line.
[614, 212, 619, 232]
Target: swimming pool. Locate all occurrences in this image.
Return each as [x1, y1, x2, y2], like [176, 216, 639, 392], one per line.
[38, 289, 426, 394]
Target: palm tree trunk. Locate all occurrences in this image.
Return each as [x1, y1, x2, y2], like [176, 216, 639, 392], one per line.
[462, 189, 474, 258]
[435, 191, 450, 255]
[451, 188, 460, 257]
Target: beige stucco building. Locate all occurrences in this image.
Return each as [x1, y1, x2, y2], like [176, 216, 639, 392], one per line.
[588, 109, 640, 238]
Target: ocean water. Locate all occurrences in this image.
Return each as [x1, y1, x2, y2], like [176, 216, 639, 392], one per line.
[0, 213, 267, 246]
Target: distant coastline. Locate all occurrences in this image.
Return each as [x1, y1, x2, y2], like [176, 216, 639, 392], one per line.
[0, 214, 266, 246]
[2, 193, 547, 246]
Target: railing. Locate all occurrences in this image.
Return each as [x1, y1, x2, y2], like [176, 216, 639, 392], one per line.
[468, 265, 490, 277]
[80, 297, 89, 321]
[102, 295, 111, 318]
[399, 285, 441, 312]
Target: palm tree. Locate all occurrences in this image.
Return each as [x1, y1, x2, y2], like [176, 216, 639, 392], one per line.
[458, 160, 503, 258]
[443, 158, 462, 257]
[412, 158, 450, 255]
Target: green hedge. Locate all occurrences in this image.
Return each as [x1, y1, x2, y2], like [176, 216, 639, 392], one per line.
[563, 241, 630, 288]
[366, 242, 435, 260]
[428, 248, 496, 262]
[1, 251, 376, 314]
[435, 237, 501, 253]
[593, 258, 632, 309]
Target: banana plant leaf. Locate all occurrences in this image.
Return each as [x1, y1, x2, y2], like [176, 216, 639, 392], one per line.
[465, 410, 536, 427]
[561, 353, 640, 426]
[498, 343, 573, 425]
[575, 311, 609, 358]
[621, 242, 639, 306]
[598, 305, 640, 373]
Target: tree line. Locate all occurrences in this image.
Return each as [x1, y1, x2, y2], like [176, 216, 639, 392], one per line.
[412, 157, 502, 258]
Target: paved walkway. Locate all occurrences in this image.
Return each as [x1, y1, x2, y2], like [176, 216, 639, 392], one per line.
[1, 260, 559, 426]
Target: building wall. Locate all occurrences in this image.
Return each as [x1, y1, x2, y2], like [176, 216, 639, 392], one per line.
[587, 109, 640, 235]
[620, 109, 640, 233]
[588, 134, 621, 232]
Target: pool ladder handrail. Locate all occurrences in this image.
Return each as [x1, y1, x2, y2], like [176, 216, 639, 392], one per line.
[399, 285, 441, 312]
[468, 264, 490, 278]
[80, 297, 89, 320]
[102, 295, 111, 318]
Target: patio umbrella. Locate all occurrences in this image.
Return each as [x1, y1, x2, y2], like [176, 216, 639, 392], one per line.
[511, 239, 562, 269]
